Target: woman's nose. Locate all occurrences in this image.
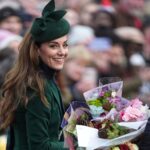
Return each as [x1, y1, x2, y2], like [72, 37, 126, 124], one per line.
[58, 46, 68, 54]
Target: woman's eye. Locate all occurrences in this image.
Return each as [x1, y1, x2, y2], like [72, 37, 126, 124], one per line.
[49, 44, 58, 49]
[63, 43, 68, 48]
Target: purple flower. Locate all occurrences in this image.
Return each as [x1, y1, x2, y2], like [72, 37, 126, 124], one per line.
[99, 91, 105, 97]
[102, 86, 109, 92]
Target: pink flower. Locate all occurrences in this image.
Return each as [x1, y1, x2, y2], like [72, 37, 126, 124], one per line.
[130, 98, 143, 108]
[119, 111, 125, 121]
[121, 106, 143, 121]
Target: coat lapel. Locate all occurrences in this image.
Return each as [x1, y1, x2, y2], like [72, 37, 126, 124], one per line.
[48, 80, 64, 118]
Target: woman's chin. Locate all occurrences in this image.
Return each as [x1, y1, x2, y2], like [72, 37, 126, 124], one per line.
[53, 65, 64, 71]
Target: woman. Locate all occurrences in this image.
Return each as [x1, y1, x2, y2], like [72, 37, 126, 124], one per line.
[0, 0, 70, 149]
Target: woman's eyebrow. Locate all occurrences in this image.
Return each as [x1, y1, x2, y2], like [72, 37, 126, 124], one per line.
[49, 40, 68, 44]
[49, 41, 58, 44]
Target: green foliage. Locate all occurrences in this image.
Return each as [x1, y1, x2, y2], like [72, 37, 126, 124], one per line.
[98, 120, 129, 139]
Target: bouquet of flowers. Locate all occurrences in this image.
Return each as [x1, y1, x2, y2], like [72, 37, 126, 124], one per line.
[61, 81, 150, 150]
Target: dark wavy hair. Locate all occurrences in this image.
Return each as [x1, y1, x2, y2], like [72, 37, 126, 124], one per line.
[0, 31, 48, 130]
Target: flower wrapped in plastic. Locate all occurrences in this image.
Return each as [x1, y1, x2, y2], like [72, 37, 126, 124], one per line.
[61, 81, 150, 150]
[61, 101, 93, 149]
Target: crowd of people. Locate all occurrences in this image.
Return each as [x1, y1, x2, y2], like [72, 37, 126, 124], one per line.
[0, 0, 150, 149]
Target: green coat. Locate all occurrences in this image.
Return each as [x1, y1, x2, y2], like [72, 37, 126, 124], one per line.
[7, 78, 68, 150]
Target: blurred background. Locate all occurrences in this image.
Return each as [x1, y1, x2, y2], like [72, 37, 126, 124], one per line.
[1, 0, 150, 149]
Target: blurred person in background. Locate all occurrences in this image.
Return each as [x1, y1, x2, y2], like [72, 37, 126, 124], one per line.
[114, 26, 145, 76]
[138, 66, 150, 105]
[91, 6, 117, 40]
[88, 35, 126, 79]
[16, 0, 43, 34]
[0, 7, 23, 35]
[89, 2, 118, 61]
[115, 0, 144, 29]
[88, 38, 113, 78]
[64, 8, 79, 27]
[107, 41, 127, 76]
[142, 16, 150, 65]
[0, 29, 22, 53]
[114, 26, 146, 98]
[61, 45, 97, 109]
[18, 0, 47, 18]
[0, 47, 18, 88]
[74, 66, 98, 100]
[68, 25, 95, 46]
[0, 0, 70, 149]
[19, 11, 34, 36]
[131, 7, 150, 148]
[90, 0, 117, 34]
[136, 16, 150, 105]
[87, 4, 126, 78]
[65, 0, 92, 13]
[78, 1, 99, 27]
[0, 0, 21, 10]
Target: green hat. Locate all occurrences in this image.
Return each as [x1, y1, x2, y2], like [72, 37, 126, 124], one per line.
[30, 0, 70, 42]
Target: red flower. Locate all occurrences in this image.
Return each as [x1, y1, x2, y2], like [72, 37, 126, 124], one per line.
[119, 144, 130, 150]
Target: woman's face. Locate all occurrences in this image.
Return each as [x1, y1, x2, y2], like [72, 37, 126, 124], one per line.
[38, 35, 68, 70]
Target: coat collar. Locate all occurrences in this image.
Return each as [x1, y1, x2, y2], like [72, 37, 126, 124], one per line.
[39, 60, 56, 80]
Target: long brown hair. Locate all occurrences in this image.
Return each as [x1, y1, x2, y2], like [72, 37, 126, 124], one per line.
[0, 31, 48, 130]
